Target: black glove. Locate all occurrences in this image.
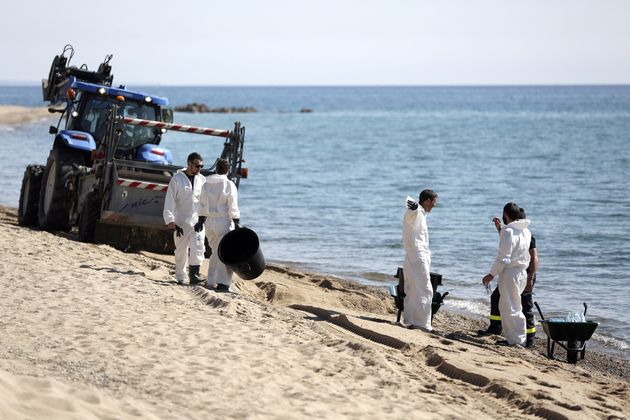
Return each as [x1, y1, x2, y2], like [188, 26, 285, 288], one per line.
[406, 200, 418, 211]
[175, 224, 184, 237]
[233, 218, 241, 229]
[194, 216, 206, 232]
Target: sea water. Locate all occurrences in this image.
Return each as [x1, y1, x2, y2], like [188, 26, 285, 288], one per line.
[1, 85, 629, 359]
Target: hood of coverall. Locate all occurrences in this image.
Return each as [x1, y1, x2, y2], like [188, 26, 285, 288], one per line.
[206, 173, 228, 184]
[506, 219, 530, 231]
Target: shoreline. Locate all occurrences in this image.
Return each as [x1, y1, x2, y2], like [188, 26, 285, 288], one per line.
[1, 204, 629, 418]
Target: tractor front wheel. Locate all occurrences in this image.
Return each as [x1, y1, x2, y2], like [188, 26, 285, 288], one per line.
[38, 146, 81, 231]
[78, 192, 100, 243]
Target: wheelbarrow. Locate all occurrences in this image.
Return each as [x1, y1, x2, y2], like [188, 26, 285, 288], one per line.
[388, 268, 448, 323]
[534, 302, 599, 364]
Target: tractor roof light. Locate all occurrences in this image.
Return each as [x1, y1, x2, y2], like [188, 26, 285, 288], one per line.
[115, 95, 125, 102]
[144, 96, 152, 103]
[66, 88, 76, 100]
[97, 87, 107, 96]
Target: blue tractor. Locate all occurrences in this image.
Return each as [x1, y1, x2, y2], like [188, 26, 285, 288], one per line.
[18, 45, 246, 253]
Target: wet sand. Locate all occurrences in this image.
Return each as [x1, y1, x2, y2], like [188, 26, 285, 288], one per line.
[0, 204, 628, 419]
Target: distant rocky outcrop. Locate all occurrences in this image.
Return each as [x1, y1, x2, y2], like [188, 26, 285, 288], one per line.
[174, 103, 257, 113]
[299, 108, 314, 113]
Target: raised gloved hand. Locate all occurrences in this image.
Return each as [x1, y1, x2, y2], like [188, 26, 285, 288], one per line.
[406, 200, 418, 211]
[194, 216, 206, 232]
[175, 224, 184, 237]
[233, 218, 241, 229]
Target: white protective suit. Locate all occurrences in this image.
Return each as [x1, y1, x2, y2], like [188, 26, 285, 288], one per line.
[402, 199, 433, 331]
[199, 174, 240, 287]
[163, 169, 206, 282]
[490, 219, 532, 345]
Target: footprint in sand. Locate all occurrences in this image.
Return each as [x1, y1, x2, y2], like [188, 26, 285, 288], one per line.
[535, 380, 561, 389]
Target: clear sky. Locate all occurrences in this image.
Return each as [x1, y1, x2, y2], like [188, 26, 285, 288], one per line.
[2, 0, 630, 86]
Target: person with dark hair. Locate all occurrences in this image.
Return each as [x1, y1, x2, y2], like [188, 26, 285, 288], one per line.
[163, 152, 207, 285]
[402, 189, 438, 331]
[199, 159, 240, 292]
[482, 202, 532, 346]
[478, 208, 539, 347]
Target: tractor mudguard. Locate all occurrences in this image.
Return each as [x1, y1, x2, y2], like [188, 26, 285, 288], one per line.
[58, 130, 97, 152]
[135, 144, 173, 165]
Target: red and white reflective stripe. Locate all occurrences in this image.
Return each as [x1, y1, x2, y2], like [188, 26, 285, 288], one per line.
[117, 178, 168, 191]
[123, 117, 230, 138]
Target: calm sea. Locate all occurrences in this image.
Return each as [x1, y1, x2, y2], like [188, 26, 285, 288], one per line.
[2, 85, 629, 359]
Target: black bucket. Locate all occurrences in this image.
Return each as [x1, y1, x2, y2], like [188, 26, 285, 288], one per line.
[218, 227, 266, 280]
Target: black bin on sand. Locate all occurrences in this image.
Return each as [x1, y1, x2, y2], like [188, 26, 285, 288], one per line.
[218, 227, 266, 280]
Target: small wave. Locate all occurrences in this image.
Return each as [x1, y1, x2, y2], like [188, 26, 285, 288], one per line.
[591, 332, 630, 352]
[444, 298, 489, 317]
[354, 271, 394, 282]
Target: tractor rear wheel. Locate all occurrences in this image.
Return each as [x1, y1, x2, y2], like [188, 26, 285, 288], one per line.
[38, 146, 81, 231]
[18, 165, 45, 226]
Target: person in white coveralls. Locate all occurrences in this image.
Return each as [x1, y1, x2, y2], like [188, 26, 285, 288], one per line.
[163, 152, 207, 285]
[402, 189, 438, 331]
[482, 202, 532, 346]
[199, 159, 240, 292]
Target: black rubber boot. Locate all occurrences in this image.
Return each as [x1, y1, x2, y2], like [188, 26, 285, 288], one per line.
[189, 265, 202, 285]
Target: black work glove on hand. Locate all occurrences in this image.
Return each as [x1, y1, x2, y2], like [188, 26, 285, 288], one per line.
[194, 216, 206, 232]
[233, 219, 241, 229]
[406, 200, 418, 211]
[175, 224, 184, 237]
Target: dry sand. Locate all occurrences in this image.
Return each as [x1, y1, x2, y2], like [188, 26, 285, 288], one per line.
[0, 105, 52, 126]
[1, 203, 629, 419]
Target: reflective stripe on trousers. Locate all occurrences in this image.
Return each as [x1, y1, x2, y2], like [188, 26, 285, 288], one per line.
[489, 285, 536, 338]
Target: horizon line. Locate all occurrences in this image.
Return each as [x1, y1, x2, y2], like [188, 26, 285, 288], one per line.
[2, 82, 630, 88]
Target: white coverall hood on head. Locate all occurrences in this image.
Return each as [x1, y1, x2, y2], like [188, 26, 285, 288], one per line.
[199, 174, 240, 287]
[402, 197, 433, 331]
[199, 174, 240, 220]
[490, 218, 532, 346]
[162, 169, 207, 282]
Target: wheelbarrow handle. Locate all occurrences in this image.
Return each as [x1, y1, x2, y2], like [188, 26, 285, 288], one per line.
[534, 301, 545, 320]
[583, 302, 588, 317]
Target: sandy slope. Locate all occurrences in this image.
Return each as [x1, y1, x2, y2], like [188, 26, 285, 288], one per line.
[0, 105, 52, 125]
[0, 205, 628, 419]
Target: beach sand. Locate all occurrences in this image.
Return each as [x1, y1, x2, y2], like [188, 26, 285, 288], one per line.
[0, 204, 628, 419]
[0, 105, 52, 125]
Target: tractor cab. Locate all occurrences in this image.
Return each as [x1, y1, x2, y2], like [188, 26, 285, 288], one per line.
[68, 92, 172, 163]
[43, 44, 174, 165]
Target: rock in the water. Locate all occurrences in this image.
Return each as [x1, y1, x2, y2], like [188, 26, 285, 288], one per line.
[174, 103, 257, 113]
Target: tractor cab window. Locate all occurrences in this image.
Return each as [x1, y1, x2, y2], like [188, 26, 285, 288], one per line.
[118, 104, 158, 150]
[76, 95, 158, 150]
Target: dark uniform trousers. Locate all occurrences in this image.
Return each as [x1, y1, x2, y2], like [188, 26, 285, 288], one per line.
[488, 275, 537, 340]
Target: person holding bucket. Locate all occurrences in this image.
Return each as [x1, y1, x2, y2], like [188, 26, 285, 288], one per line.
[199, 159, 240, 292]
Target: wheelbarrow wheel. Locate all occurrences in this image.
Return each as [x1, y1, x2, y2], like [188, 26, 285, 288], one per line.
[567, 339, 579, 364]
